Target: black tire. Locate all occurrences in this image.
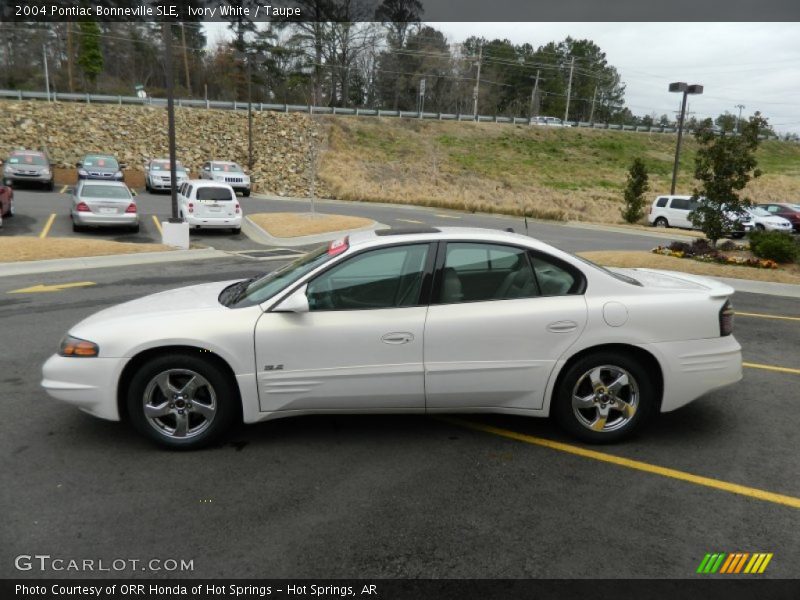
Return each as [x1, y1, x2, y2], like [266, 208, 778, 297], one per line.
[130, 224, 140, 234]
[46, 180, 54, 191]
[145, 180, 150, 193]
[230, 227, 241, 234]
[72, 222, 83, 233]
[653, 217, 669, 228]
[242, 189, 251, 197]
[127, 352, 239, 450]
[552, 351, 656, 443]
[755, 224, 765, 231]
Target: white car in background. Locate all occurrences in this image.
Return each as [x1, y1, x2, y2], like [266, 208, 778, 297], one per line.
[144, 158, 189, 193]
[177, 180, 242, 233]
[648, 195, 754, 238]
[745, 207, 793, 232]
[199, 160, 251, 197]
[41, 227, 741, 449]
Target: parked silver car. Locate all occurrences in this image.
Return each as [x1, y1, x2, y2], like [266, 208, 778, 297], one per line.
[145, 158, 189, 193]
[71, 180, 139, 233]
[2, 150, 54, 190]
[200, 161, 251, 196]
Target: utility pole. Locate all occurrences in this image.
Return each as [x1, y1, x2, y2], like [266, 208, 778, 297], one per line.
[589, 85, 598, 123]
[529, 69, 542, 120]
[66, 23, 74, 92]
[163, 23, 179, 222]
[564, 55, 575, 123]
[735, 104, 745, 133]
[180, 23, 192, 96]
[472, 43, 482, 120]
[247, 55, 253, 172]
[43, 44, 50, 101]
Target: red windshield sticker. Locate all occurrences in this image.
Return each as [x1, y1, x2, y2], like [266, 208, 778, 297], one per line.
[24, 156, 33, 163]
[223, 164, 230, 171]
[98, 159, 106, 166]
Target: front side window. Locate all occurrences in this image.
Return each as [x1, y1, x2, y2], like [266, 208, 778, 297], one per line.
[439, 243, 539, 303]
[307, 244, 430, 311]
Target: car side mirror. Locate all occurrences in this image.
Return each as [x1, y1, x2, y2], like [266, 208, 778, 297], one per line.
[273, 285, 309, 313]
[119, 163, 127, 170]
[75, 162, 82, 168]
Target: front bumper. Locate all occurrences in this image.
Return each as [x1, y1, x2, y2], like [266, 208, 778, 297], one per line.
[4, 172, 52, 184]
[646, 336, 742, 412]
[41, 354, 128, 421]
[73, 212, 139, 227]
[150, 179, 186, 190]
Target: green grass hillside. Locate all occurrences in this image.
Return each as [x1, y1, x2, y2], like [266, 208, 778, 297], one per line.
[319, 118, 800, 223]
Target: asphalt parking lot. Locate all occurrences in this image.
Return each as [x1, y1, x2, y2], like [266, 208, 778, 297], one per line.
[1, 257, 798, 579]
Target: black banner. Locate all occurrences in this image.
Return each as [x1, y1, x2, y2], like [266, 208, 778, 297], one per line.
[1, 0, 799, 23]
[4, 579, 800, 600]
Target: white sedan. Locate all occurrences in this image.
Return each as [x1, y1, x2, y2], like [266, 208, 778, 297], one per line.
[745, 207, 793, 232]
[41, 228, 742, 449]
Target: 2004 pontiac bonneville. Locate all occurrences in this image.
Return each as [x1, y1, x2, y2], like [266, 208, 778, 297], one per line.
[42, 227, 741, 449]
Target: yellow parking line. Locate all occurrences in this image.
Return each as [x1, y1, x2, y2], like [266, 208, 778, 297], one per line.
[396, 218, 425, 224]
[151, 215, 163, 235]
[59, 185, 68, 194]
[735, 311, 800, 322]
[441, 417, 800, 510]
[743, 362, 800, 375]
[39, 213, 56, 238]
[434, 213, 461, 219]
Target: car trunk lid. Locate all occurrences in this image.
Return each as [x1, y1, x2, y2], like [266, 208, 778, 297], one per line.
[610, 268, 735, 299]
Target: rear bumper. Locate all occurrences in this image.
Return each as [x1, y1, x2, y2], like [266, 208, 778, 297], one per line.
[73, 212, 139, 227]
[41, 354, 126, 421]
[645, 336, 742, 412]
[186, 214, 242, 229]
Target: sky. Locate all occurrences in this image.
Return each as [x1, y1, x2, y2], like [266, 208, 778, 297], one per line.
[205, 22, 800, 135]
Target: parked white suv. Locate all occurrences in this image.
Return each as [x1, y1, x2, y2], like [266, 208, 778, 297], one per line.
[199, 161, 251, 197]
[177, 180, 242, 233]
[648, 195, 753, 238]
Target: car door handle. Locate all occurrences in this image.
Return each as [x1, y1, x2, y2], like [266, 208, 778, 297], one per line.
[547, 320, 578, 333]
[381, 332, 414, 344]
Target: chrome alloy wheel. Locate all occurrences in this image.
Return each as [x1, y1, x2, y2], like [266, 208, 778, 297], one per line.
[571, 365, 639, 433]
[142, 369, 217, 439]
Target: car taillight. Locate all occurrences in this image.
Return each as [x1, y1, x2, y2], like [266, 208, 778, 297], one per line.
[188, 202, 194, 213]
[125, 203, 137, 213]
[235, 203, 240, 213]
[328, 236, 349, 256]
[76, 202, 91, 212]
[719, 300, 734, 336]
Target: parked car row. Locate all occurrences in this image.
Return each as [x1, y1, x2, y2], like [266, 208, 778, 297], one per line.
[647, 194, 799, 236]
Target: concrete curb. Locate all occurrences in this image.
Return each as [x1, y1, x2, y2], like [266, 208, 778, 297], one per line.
[0, 248, 228, 278]
[242, 215, 389, 247]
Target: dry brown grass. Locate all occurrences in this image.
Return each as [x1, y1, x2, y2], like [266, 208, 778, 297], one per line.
[0, 238, 173, 262]
[578, 250, 800, 284]
[249, 212, 373, 238]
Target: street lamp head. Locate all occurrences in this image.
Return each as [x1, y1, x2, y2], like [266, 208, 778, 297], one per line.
[687, 84, 704, 95]
[669, 82, 688, 93]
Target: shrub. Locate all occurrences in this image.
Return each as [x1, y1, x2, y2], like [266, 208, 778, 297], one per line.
[717, 240, 738, 251]
[668, 241, 691, 254]
[748, 230, 799, 263]
[691, 238, 715, 255]
[621, 158, 649, 223]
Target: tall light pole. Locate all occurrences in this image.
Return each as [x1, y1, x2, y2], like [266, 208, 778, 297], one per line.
[472, 43, 482, 120]
[163, 23, 179, 222]
[735, 104, 745, 133]
[668, 82, 704, 195]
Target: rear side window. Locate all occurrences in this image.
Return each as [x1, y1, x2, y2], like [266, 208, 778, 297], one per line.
[529, 254, 583, 296]
[655, 197, 668, 207]
[670, 198, 690, 210]
[196, 187, 234, 201]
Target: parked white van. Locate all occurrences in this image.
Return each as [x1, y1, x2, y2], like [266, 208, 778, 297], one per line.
[648, 195, 753, 238]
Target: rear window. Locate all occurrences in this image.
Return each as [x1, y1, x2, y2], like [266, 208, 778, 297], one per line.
[670, 198, 690, 210]
[80, 185, 131, 199]
[196, 186, 234, 201]
[655, 197, 668, 207]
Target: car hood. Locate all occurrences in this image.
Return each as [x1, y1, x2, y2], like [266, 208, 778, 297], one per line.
[754, 215, 790, 224]
[151, 169, 187, 177]
[611, 268, 735, 298]
[74, 280, 240, 329]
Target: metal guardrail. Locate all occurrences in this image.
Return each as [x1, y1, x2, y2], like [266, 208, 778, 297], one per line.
[1, 88, 786, 140]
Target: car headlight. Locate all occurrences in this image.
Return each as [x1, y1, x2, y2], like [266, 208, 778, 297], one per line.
[78, 169, 87, 177]
[42, 168, 51, 176]
[59, 335, 99, 357]
[114, 171, 123, 179]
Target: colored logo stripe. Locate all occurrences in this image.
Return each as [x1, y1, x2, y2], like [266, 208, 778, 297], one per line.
[698, 553, 772, 574]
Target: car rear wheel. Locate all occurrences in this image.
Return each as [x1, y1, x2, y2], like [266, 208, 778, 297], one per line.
[653, 217, 668, 228]
[553, 352, 656, 443]
[127, 353, 239, 449]
[242, 189, 251, 197]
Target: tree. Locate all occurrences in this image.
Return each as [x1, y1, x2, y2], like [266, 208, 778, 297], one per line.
[689, 113, 769, 245]
[714, 112, 737, 133]
[77, 20, 104, 88]
[621, 158, 649, 223]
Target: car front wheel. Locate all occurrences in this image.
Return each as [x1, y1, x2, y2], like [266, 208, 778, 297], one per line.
[553, 352, 656, 443]
[127, 353, 239, 449]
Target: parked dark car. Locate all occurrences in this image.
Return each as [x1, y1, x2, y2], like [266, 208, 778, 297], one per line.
[757, 202, 800, 233]
[76, 154, 125, 182]
[2, 150, 54, 190]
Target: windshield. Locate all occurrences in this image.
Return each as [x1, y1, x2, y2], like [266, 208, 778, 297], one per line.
[83, 156, 119, 169]
[572, 254, 642, 286]
[749, 207, 771, 217]
[151, 160, 185, 172]
[10, 153, 48, 166]
[80, 185, 131, 199]
[223, 246, 334, 308]
[212, 163, 243, 173]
